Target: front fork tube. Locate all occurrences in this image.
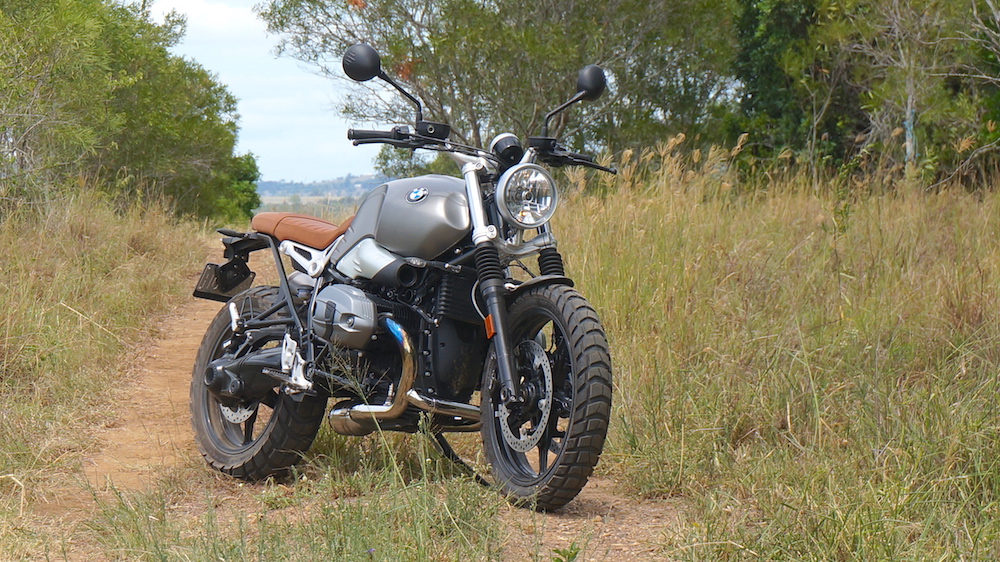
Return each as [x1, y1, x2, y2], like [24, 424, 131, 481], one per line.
[462, 159, 521, 405]
[482, 278, 520, 403]
[474, 242, 521, 405]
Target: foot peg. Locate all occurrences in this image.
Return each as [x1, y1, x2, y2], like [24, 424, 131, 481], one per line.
[280, 334, 312, 392]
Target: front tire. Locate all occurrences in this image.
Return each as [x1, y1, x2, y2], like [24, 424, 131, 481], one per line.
[190, 286, 327, 480]
[481, 284, 612, 510]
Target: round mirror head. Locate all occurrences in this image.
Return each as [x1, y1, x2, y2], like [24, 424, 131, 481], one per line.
[343, 44, 382, 82]
[577, 65, 606, 101]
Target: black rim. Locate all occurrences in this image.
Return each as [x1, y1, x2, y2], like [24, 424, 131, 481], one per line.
[202, 387, 280, 455]
[489, 303, 575, 486]
[200, 314, 283, 455]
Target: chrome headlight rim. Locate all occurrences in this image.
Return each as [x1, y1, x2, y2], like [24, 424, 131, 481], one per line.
[495, 163, 559, 230]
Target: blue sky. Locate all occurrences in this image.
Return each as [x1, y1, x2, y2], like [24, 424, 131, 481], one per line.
[149, 0, 380, 182]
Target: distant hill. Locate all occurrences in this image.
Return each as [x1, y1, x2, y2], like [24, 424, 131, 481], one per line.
[258, 174, 387, 198]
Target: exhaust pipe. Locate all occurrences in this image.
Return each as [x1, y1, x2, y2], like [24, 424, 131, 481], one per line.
[329, 317, 416, 435]
[329, 316, 482, 435]
[405, 390, 481, 430]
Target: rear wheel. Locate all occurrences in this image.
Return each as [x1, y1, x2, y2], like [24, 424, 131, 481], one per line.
[190, 287, 327, 480]
[481, 284, 612, 510]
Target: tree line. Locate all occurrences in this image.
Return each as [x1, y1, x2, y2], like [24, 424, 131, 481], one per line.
[259, 0, 1000, 187]
[0, 0, 259, 220]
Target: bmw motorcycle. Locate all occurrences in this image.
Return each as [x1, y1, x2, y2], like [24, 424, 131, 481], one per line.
[190, 44, 614, 510]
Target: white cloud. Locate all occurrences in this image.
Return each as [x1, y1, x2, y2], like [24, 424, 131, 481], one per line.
[152, 0, 258, 35]
[148, 0, 378, 182]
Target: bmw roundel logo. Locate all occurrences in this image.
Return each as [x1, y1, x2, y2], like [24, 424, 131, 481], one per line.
[406, 187, 429, 203]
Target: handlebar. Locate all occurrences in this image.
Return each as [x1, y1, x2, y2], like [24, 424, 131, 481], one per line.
[347, 125, 435, 150]
[347, 126, 616, 174]
[348, 126, 417, 149]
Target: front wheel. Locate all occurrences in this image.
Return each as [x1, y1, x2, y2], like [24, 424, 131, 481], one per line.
[481, 284, 612, 510]
[190, 286, 327, 480]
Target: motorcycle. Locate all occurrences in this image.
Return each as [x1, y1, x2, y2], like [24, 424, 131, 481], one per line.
[190, 44, 614, 510]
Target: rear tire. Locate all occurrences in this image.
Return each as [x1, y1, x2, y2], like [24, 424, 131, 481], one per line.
[190, 287, 327, 480]
[481, 284, 612, 510]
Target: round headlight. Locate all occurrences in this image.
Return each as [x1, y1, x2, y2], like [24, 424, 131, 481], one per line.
[495, 163, 558, 229]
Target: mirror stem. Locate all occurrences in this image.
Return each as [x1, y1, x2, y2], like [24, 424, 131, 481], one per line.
[379, 71, 423, 123]
[541, 91, 586, 137]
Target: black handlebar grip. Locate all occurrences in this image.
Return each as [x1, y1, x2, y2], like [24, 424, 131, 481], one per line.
[347, 128, 394, 140]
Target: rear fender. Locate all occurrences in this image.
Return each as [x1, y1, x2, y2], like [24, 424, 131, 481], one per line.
[219, 230, 272, 261]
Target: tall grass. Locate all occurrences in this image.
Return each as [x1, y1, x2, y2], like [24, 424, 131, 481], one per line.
[0, 190, 207, 551]
[559, 141, 1000, 558]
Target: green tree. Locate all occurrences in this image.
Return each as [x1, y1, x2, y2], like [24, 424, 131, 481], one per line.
[843, 0, 971, 175]
[0, 0, 119, 197]
[218, 152, 263, 221]
[774, 0, 868, 181]
[732, 0, 817, 153]
[257, 0, 737, 172]
[733, 0, 978, 183]
[90, 1, 258, 218]
[0, 0, 260, 220]
[941, 0, 1000, 180]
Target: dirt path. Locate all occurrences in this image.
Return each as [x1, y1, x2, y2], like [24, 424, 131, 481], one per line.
[500, 477, 683, 559]
[62, 292, 681, 560]
[82, 296, 219, 490]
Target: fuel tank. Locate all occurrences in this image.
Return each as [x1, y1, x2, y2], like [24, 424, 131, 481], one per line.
[333, 175, 470, 264]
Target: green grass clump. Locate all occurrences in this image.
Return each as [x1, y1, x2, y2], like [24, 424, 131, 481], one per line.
[558, 144, 1000, 558]
[86, 430, 505, 561]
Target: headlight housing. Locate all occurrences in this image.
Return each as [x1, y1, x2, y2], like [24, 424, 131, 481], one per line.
[495, 163, 558, 229]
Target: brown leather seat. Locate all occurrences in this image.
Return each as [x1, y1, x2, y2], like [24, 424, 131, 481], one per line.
[251, 212, 354, 249]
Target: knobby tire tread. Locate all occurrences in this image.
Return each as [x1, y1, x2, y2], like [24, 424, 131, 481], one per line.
[485, 284, 612, 511]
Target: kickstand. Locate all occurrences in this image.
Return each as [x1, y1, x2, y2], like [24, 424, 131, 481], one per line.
[432, 432, 490, 487]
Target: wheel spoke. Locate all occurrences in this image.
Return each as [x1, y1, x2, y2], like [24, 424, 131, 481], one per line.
[538, 439, 550, 472]
[243, 409, 258, 445]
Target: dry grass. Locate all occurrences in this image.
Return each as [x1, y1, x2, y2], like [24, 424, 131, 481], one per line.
[559, 141, 1000, 558]
[0, 190, 209, 549]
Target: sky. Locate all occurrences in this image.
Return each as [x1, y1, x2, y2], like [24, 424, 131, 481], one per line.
[148, 0, 380, 183]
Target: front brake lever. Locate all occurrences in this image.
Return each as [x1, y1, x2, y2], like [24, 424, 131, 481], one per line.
[540, 148, 617, 174]
[576, 159, 617, 174]
[352, 138, 423, 149]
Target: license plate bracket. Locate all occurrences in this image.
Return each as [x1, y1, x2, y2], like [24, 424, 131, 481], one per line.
[192, 259, 255, 302]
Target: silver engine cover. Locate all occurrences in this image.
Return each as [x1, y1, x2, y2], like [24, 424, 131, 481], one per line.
[312, 284, 377, 349]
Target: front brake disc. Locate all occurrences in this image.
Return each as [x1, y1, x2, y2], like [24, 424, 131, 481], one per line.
[498, 340, 553, 453]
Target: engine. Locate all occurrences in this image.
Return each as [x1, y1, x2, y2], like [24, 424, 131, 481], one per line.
[312, 284, 377, 349]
